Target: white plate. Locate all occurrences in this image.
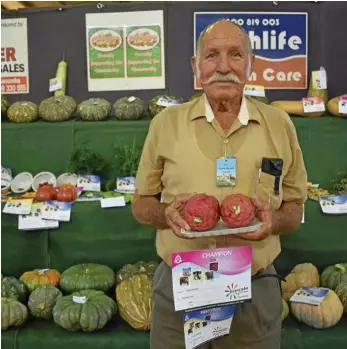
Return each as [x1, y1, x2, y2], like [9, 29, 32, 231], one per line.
[32, 172, 57, 192]
[10, 172, 33, 193]
[89, 29, 122, 52]
[127, 27, 160, 51]
[180, 218, 262, 238]
[57, 173, 77, 187]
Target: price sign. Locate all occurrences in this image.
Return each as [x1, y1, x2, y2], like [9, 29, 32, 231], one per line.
[338, 96, 347, 114]
[312, 69, 327, 90]
[243, 84, 265, 97]
[49, 78, 62, 92]
[302, 97, 325, 113]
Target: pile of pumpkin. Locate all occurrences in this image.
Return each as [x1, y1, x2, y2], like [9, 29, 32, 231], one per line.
[1, 93, 187, 123]
[280, 262, 347, 328]
[1, 261, 157, 332]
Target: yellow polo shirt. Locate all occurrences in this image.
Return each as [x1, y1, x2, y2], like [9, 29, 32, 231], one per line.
[135, 95, 308, 275]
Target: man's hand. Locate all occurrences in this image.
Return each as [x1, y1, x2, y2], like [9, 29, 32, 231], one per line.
[233, 195, 277, 241]
[165, 193, 196, 238]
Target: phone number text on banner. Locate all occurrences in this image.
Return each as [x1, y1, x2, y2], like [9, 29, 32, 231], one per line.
[194, 12, 308, 89]
[1, 18, 30, 94]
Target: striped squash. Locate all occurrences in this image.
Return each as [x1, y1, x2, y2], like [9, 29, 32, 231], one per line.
[77, 98, 111, 121]
[113, 96, 145, 120]
[1, 297, 28, 330]
[335, 282, 347, 313]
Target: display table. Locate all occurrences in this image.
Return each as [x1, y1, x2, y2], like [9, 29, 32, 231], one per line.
[2, 116, 347, 349]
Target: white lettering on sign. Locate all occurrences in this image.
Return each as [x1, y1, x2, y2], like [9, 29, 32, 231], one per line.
[248, 30, 302, 50]
[202, 251, 232, 258]
[263, 68, 302, 82]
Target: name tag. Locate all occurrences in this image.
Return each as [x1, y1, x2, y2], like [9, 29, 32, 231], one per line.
[216, 157, 236, 187]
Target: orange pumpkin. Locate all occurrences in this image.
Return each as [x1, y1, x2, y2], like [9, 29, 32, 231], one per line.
[20, 269, 61, 292]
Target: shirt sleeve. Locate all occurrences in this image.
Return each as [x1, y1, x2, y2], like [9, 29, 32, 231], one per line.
[282, 116, 308, 204]
[135, 115, 164, 196]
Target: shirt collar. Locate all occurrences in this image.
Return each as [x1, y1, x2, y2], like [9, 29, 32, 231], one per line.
[189, 93, 262, 125]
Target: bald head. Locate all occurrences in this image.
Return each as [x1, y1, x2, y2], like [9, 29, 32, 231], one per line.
[195, 20, 253, 78]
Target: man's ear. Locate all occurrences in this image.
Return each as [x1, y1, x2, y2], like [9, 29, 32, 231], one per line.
[191, 56, 197, 76]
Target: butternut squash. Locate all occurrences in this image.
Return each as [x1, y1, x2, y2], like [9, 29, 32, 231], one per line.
[270, 101, 325, 117]
[327, 94, 347, 117]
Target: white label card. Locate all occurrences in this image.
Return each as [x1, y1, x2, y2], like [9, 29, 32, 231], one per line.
[73, 296, 87, 304]
[243, 84, 265, 97]
[338, 97, 347, 114]
[127, 96, 136, 102]
[312, 68, 327, 90]
[290, 287, 329, 306]
[302, 97, 325, 113]
[49, 78, 62, 92]
[39, 269, 49, 273]
[184, 305, 236, 349]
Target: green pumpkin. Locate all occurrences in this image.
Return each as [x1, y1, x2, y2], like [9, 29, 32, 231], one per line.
[1, 276, 28, 303]
[335, 282, 347, 313]
[147, 94, 185, 118]
[189, 92, 203, 101]
[7, 101, 38, 123]
[281, 298, 289, 320]
[28, 284, 62, 320]
[116, 261, 158, 284]
[60, 263, 115, 294]
[38, 95, 76, 122]
[1, 297, 28, 330]
[321, 263, 347, 290]
[77, 98, 111, 121]
[1, 95, 10, 117]
[53, 289, 117, 332]
[114, 96, 145, 120]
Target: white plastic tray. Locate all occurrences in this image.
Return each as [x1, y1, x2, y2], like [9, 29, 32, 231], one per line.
[180, 218, 262, 238]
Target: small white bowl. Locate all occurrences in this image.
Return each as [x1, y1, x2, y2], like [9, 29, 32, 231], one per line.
[10, 172, 33, 193]
[57, 173, 77, 187]
[1, 179, 11, 195]
[32, 172, 57, 192]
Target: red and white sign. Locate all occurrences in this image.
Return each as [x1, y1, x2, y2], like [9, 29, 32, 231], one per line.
[1, 18, 30, 94]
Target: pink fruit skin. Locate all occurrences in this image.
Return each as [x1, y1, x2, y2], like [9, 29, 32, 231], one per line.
[183, 194, 220, 231]
[221, 194, 255, 228]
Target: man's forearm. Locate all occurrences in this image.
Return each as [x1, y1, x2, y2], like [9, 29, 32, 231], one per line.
[132, 195, 169, 229]
[273, 201, 303, 235]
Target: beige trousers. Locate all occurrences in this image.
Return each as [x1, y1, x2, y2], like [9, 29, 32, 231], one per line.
[150, 262, 282, 349]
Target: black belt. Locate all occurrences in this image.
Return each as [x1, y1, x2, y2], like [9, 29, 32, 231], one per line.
[251, 265, 286, 282]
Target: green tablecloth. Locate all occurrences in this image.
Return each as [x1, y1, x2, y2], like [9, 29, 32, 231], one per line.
[2, 115, 347, 349]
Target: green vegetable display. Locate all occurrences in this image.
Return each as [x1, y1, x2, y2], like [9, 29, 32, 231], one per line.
[77, 98, 111, 121]
[1, 297, 28, 331]
[28, 284, 62, 320]
[38, 95, 76, 122]
[1, 95, 10, 117]
[1, 276, 28, 303]
[114, 96, 145, 120]
[116, 261, 158, 284]
[321, 263, 347, 290]
[147, 94, 185, 118]
[60, 263, 115, 293]
[53, 289, 117, 332]
[7, 101, 38, 123]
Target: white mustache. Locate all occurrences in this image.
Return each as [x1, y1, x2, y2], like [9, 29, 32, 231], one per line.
[204, 72, 244, 85]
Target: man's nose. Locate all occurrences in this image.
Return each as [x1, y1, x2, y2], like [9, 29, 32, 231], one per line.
[216, 55, 231, 74]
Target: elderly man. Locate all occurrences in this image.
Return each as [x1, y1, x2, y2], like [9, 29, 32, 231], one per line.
[132, 20, 307, 349]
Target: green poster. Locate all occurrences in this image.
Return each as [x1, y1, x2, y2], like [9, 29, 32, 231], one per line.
[126, 25, 162, 78]
[88, 27, 125, 79]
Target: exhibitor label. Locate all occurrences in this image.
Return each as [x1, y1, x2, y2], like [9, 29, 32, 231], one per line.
[194, 12, 308, 89]
[172, 246, 252, 311]
[1, 18, 29, 94]
[126, 25, 162, 77]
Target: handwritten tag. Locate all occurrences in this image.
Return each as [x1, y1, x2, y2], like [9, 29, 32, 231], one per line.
[49, 78, 62, 92]
[312, 69, 327, 90]
[243, 84, 265, 97]
[338, 96, 347, 114]
[73, 296, 87, 304]
[302, 97, 325, 113]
